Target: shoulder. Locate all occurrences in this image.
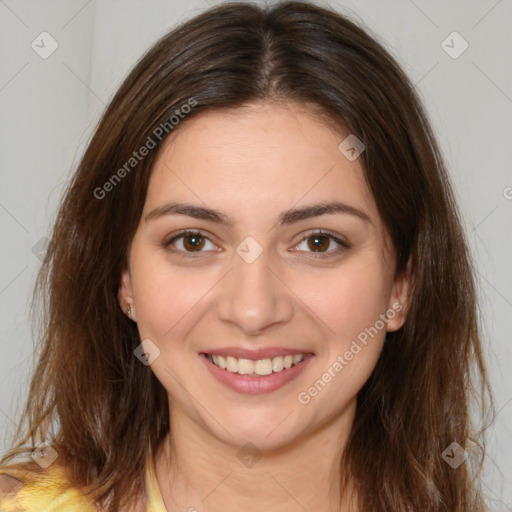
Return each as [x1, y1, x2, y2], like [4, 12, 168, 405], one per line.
[0, 463, 98, 512]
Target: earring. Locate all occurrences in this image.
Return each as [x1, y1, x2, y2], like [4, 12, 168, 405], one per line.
[127, 304, 133, 317]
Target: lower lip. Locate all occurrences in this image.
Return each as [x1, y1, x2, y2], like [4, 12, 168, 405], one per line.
[200, 353, 314, 395]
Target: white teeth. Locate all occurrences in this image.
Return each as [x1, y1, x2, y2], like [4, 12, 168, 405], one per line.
[238, 358, 254, 375]
[292, 354, 303, 365]
[207, 353, 307, 376]
[272, 356, 284, 372]
[226, 356, 238, 373]
[254, 359, 273, 375]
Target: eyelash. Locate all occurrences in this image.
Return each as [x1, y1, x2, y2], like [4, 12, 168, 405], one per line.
[162, 229, 350, 258]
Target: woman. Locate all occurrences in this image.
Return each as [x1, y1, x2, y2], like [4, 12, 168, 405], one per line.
[0, 1, 493, 511]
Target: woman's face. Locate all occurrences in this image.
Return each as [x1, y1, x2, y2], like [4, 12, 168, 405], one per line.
[119, 100, 410, 451]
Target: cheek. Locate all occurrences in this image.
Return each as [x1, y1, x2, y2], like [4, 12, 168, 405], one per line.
[129, 248, 207, 340]
[297, 259, 391, 343]
[317, 262, 392, 397]
[295, 267, 390, 412]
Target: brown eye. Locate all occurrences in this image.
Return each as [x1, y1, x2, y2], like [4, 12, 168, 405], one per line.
[164, 231, 217, 254]
[307, 234, 331, 252]
[182, 233, 206, 251]
[294, 231, 349, 256]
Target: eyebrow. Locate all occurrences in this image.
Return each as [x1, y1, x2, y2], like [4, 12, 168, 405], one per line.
[144, 200, 372, 226]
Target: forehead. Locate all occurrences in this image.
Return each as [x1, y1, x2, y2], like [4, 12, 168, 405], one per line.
[144, 100, 380, 229]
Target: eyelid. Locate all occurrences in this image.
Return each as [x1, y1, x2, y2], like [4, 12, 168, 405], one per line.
[292, 229, 350, 252]
[162, 229, 350, 256]
[162, 229, 219, 256]
[293, 229, 351, 259]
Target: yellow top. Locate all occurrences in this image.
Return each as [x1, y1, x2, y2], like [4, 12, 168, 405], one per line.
[0, 455, 167, 512]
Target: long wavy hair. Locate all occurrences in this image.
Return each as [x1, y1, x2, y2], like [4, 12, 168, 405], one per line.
[1, 1, 494, 510]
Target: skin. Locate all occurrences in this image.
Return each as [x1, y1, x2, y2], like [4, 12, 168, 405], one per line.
[118, 99, 411, 512]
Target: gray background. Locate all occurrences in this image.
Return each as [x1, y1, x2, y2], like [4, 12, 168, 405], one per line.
[1, 0, 511, 508]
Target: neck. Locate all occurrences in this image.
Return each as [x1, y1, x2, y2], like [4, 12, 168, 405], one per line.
[154, 401, 358, 512]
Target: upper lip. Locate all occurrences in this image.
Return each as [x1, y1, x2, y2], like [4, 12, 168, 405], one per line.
[201, 347, 314, 360]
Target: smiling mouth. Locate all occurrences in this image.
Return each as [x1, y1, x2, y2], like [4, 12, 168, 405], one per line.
[204, 353, 311, 376]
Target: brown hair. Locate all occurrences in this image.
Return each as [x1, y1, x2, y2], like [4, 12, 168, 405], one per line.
[1, 1, 493, 510]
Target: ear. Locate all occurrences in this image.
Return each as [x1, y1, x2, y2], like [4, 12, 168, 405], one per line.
[386, 256, 413, 332]
[118, 268, 137, 322]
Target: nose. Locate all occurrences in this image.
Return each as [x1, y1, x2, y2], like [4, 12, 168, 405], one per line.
[216, 245, 294, 336]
